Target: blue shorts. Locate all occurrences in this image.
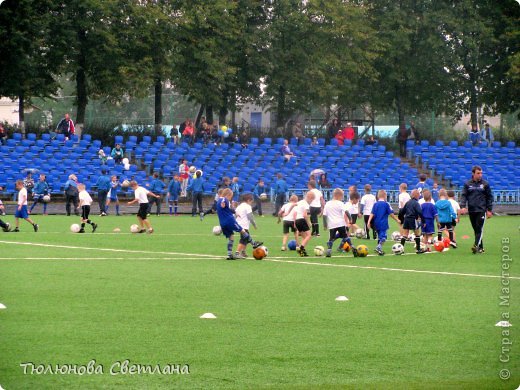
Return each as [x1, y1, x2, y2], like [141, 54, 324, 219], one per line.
[422, 219, 435, 235]
[221, 221, 244, 238]
[168, 195, 179, 202]
[15, 205, 29, 219]
[109, 194, 118, 201]
[376, 230, 388, 242]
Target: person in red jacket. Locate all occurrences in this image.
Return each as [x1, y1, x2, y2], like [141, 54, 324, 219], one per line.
[343, 122, 355, 142]
[334, 130, 345, 145]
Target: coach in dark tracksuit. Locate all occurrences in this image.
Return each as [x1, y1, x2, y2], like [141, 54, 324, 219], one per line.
[460, 165, 493, 254]
[95, 170, 111, 216]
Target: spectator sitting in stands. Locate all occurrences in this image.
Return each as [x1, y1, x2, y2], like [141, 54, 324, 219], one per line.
[343, 123, 355, 142]
[211, 124, 220, 145]
[111, 143, 124, 164]
[365, 135, 377, 145]
[182, 120, 195, 146]
[319, 173, 331, 189]
[334, 130, 345, 145]
[240, 130, 249, 148]
[0, 123, 7, 145]
[98, 149, 107, 165]
[480, 123, 494, 146]
[281, 139, 297, 162]
[327, 119, 341, 143]
[469, 124, 481, 146]
[311, 136, 319, 146]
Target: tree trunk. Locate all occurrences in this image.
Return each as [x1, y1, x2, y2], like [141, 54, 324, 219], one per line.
[154, 78, 162, 134]
[396, 87, 406, 133]
[469, 72, 478, 127]
[276, 85, 286, 129]
[206, 106, 214, 124]
[18, 92, 25, 137]
[195, 105, 205, 128]
[75, 30, 88, 138]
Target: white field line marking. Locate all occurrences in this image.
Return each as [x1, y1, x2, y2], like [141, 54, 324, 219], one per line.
[1, 240, 518, 281]
[263, 258, 520, 280]
[0, 240, 215, 258]
[0, 257, 215, 261]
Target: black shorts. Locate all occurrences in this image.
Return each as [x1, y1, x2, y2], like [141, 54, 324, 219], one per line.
[439, 222, 453, 231]
[351, 214, 358, 224]
[403, 218, 419, 231]
[295, 218, 310, 233]
[451, 218, 457, 227]
[138, 203, 149, 219]
[329, 226, 347, 241]
[81, 205, 90, 220]
[283, 220, 296, 234]
[239, 229, 249, 245]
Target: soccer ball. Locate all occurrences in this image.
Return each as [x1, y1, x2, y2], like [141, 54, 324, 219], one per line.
[287, 240, 297, 250]
[355, 228, 364, 238]
[113, 228, 121, 233]
[391, 231, 401, 241]
[392, 243, 405, 255]
[130, 224, 140, 233]
[314, 246, 325, 256]
[442, 237, 451, 248]
[342, 241, 351, 252]
[189, 165, 196, 173]
[212, 225, 222, 235]
[253, 245, 268, 260]
[259, 193, 268, 201]
[70, 223, 81, 233]
[42, 195, 51, 203]
[434, 241, 445, 252]
[121, 180, 130, 188]
[2, 222, 11, 232]
[356, 245, 369, 257]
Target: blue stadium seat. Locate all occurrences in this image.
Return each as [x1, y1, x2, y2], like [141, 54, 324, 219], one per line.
[115, 135, 124, 145]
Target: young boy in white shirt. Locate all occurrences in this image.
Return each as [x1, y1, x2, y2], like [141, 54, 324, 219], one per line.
[323, 188, 358, 258]
[78, 183, 98, 233]
[292, 191, 315, 257]
[307, 180, 325, 236]
[359, 184, 376, 240]
[13, 180, 38, 232]
[128, 181, 160, 233]
[344, 192, 361, 234]
[279, 194, 299, 251]
[234, 194, 258, 259]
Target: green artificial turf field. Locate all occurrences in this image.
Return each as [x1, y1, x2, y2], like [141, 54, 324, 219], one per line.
[0, 213, 518, 389]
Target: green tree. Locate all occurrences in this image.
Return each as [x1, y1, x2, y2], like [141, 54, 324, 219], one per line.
[0, 0, 60, 134]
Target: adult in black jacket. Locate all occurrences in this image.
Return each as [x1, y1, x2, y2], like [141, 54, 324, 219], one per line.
[400, 189, 424, 253]
[460, 166, 493, 254]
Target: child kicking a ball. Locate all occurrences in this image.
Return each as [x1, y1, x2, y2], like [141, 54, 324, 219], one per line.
[234, 193, 258, 259]
[216, 188, 262, 260]
[367, 190, 401, 255]
[323, 188, 358, 257]
[13, 180, 38, 232]
[77, 183, 98, 233]
[127, 181, 159, 234]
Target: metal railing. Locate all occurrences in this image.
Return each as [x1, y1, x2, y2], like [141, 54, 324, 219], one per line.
[270, 188, 520, 206]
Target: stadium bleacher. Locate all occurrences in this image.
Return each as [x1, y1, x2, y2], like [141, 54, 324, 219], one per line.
[1, 134, 519, 204]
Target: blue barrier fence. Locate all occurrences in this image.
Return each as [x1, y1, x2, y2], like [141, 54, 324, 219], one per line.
[271, 188, 520, 206]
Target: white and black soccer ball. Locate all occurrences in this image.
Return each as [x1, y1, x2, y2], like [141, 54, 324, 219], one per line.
[130, 224, 140, 233]
[189, 165, 196, 173]
[391, 231, 401, 241]
[355, 228, 364, 238]
[259, 193, 268, 201]
[212, 225, 222, 235]
[2, 222, 11, 232]
[42, 195, 51, 203]
[70, 223, 81, 233]
[314, 245, 325, 256]
[392, 243, 404, 255]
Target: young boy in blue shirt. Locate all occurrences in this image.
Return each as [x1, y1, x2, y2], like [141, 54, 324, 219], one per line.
[167, 175, 181, 216]
[368, 190, 401, 256]
[30, 174, 50, 215]
[420, 189, 438, 252]
[217, 188, 262, 260]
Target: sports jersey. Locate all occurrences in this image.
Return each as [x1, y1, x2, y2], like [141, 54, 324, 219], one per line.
[293, 199, 309, 220]
[370, 200, 394, 231]
[448, 199, 460, 215]
[168, 180, 181, 199]
[415, 182, 428, 198]
[360, 193, 376, 215]
[216, 197, 236, 226]
[149, 179, 165, 194]
[280, 202, 297, 222]
[398, 192, 411, 209]
[345, 201, 359, 215]
[421, 202, 437, 220]
[308, 188, 323, 208]
[96, 175, 111, 191]
[134, 186, 149, 204]
[18, 187, 28, 206]
[33, 181, 49, 195]
[235, 203, 252, 230]
[323, 200, 347, 229]
[79, 190, 93, 206]
[108, 181, 120, 199]
[435, 199, 455, 223]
